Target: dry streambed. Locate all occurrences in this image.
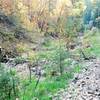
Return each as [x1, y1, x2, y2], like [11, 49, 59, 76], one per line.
[53, 58, 100, 100]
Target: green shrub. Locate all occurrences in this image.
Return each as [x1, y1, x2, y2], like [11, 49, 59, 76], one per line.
[0, 63, 19, 100]
[14, 57, 26, 65]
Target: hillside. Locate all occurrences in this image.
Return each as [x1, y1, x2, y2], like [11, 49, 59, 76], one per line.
[0, 0, 100, 100]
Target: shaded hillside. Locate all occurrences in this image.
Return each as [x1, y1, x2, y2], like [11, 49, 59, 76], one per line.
[0, 11, 35, 57]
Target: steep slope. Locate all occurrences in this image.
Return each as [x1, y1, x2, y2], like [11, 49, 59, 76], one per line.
[0, 11, 34, 57]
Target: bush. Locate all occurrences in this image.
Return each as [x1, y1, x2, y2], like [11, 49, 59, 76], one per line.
[0, 63, 19, 100]
[38, 46, 70, 76]
[14, 57, 26, 65]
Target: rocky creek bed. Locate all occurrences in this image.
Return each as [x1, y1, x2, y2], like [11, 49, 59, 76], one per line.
[53, 58, 100, 100]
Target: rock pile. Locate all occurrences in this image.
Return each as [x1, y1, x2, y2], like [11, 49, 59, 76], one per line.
[53, 59, 100, 100]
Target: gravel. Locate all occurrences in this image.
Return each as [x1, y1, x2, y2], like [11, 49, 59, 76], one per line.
[53, 58, 100, 100]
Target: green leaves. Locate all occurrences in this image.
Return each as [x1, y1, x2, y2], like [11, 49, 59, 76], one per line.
[0, 64, 19, 100]
[14, 56, 26, 65]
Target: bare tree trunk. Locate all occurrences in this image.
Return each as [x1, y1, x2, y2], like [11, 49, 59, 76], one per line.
[58, 36, 63, 75]
[29, 66, 32, 83]
[12, 77, 16, 98]
[34, 74, 41, 89]
[8, 87, 12, 100]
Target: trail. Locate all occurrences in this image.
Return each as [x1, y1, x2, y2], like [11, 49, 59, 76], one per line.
[53, 58, 100, 100]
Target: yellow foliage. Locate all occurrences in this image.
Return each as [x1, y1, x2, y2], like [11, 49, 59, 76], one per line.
[0, 0, 86, 31]
[27, 50, 38, 61]
[16, 42, 29, 53]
